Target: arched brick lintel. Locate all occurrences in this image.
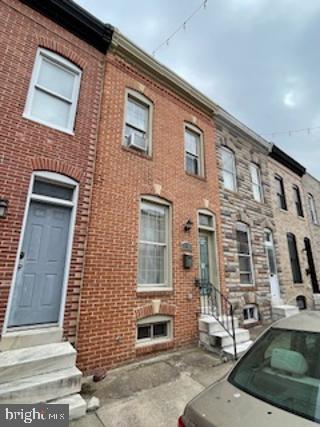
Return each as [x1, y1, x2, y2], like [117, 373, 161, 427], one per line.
[136, 301, 176, 320]
[31, 157, 83, 182]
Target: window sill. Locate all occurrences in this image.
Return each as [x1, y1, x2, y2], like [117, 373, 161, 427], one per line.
[136, 337, 172, 348]
[137, 287, 173, 295]
[278, 208, 288, 214]
[297, 215, 305, 221]
[185, 171, 206, 182]
[121, 145, 152, 160]
[23, 113, 75, 136]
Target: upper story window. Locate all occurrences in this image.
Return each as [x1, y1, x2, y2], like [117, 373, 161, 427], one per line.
[24, 48, 81, 134]
[308, 193, 319, 225]
[236, 222, 254, 285]
[138, 198, 171, 289]
[184, 126, 203, 177]
[275, 175, 287, 210]
[293, 185, 304, 217]
[250, 163, 263, 202]
[124, 90, 152, 154]
[221, 147, 237, 191]
[287, 233, 302, 283]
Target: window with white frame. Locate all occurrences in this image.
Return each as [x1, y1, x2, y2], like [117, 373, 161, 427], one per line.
[138, 199, 170, 288]
[24, 48, 81, 133]
[185, 126, 203, 176]
[236, 222, 254, 285]
[308, 193, 318, 225]
[250, 163, 263, 202]
[136, 316, 172, 345]
[124, 91, 151, 153]
[243, 304, 258, 324]
[221, 147, 237, 191]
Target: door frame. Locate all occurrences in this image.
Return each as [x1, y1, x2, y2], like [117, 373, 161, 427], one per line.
[3, 171, 79, 334]
[264, 228, 280, 303]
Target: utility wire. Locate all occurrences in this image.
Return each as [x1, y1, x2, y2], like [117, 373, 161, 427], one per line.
[264, 125, 320, 138]
[152, 0, 208, 57]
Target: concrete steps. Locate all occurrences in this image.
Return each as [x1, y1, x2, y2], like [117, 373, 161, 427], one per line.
[0, 342, 76, 384]
[223, 340, 253, 358]
[0, 327, 62, 351]
[272, 305, 299, 321]
[210, 328, 250, 348]
[49, 393, 87, 420]
[0, 366, 82, 404]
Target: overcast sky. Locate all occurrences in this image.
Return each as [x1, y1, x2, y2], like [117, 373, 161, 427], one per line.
[77, 0, 320, 178]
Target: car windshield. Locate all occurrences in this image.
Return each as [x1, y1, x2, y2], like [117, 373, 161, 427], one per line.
[229, 328, 320, 423]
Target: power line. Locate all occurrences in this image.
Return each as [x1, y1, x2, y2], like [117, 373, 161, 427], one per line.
[264, 125, 320, 138]
[152, 0, 208, 57]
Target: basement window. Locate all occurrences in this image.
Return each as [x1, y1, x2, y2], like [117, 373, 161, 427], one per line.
[136, 316, 172, 346]
[243, 304, 258, 324]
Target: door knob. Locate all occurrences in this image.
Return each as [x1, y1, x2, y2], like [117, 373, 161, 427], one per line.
[20, 251, 25, 260]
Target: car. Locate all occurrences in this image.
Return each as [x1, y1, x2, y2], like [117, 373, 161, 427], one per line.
[179, 311, 320, 426]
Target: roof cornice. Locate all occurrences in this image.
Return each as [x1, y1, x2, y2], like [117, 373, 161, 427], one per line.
[111, 30, 218, 116]
[270, 145, 306, 177]
[20, 0, 114, 53]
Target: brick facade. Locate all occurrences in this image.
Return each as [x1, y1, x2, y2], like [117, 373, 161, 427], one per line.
[76, 51, 224, 373]
[0, 0, 105, 342]
[215, 116, 275, 324]
[268, 158, 313, 307]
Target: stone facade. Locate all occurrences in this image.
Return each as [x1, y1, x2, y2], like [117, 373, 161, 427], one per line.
[215, 113, 275, 325]
[268, 155, 313, 308]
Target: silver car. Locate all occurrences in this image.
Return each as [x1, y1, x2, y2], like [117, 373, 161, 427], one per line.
[179, 312, 320, 426]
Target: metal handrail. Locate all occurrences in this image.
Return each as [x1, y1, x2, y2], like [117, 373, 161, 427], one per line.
[195, 279, 237, 360]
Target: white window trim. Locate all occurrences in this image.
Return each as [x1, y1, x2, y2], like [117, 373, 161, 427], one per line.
[136, 315, 172, 347]
[2, 171, 79, 334]
[308, 193, 319, 225]
[236, 222, 255, 286]
[123, 88, 153, 155]
[184, 124, 204, 177]
[243, 304, 259, 325]
[250, 163, 264, 203]
[23, 48, 82, 135]
[137, 196, 172, 291]
[221, 146, 237, 192]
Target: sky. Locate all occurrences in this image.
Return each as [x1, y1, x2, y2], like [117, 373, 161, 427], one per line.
[76, 0, 320, 178]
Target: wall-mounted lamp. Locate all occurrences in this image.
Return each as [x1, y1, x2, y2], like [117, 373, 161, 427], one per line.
[0, 199, 8, 218]
[184, 219, 193, 232]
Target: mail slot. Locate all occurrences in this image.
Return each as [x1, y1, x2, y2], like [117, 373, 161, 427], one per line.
[183, 253, 193, 269]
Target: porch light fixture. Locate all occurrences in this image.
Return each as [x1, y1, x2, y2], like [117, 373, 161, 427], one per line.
[184, 219, 193, 232]
[0, 199, 8, 218]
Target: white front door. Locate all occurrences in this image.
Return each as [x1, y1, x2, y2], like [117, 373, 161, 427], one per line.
[264, 229, 281, 304]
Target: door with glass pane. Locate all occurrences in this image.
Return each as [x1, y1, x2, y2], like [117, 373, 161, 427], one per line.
[199, 232, 215, 313]
[264, 229, 281, 304]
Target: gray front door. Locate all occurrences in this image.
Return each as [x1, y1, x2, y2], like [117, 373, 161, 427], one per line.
[8, 201, 71, 327]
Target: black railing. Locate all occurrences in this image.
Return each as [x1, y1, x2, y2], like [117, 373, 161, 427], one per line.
[195, 279, 237, 360]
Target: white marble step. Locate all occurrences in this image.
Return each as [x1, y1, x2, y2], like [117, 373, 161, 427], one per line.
[0, 328, 63, 351]
[0, 342, 76, 384]
[0, 366, 82, 404]
[199, 316, 239, 335]
[223, 340, 253, 357]
[210, 328, 250, 348]
[49, 393, 86, 420]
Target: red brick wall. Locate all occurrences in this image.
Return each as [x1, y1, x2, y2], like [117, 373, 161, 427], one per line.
[77, 53, 225, 373]
[0, 0, 104, 342]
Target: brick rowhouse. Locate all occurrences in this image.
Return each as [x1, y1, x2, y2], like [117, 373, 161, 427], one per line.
[76, 31, 225, 373]
[0, 0, 112, 343]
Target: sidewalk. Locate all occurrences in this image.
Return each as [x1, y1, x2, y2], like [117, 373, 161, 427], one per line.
[71, 347, 233, 427]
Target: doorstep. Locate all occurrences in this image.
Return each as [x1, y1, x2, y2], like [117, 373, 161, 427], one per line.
[0, 326, 63, 351]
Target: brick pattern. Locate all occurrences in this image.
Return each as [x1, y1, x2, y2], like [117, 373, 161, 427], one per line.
[215, 123, 276, 323]
[76, 52, 224, 374]
[0, 0, 104, 342]
[268, 159, 313, 306]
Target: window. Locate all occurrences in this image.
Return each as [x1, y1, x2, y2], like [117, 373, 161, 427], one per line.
[275, 175, 287, 210]
[199, 213, 214, 228]
[124, 91, 151, 153]
[293, 185, 304, 217]
[287, 233, 302, 283]
[138, 199, 170, 288]
[243, 304, 258, 324]
[24, 48, 81, 133]
[136, 316, 172, 345]
[236, 223, 254, 285]
[250, 164, 263, 202]
[308, 194, 318, 225]
[221, 147, 237, 191]
[185, 126, 203, 176]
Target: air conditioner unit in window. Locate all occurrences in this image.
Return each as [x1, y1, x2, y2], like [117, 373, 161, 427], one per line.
[127, 133, 147, 151]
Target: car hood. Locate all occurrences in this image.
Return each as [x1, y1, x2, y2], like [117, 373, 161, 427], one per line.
[183, 378, 317, 427]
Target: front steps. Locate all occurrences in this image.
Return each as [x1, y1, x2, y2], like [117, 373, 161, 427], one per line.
[0, 331, 86, 420]
[199, 315, 253, 359]
[272, 304, 299, 321]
